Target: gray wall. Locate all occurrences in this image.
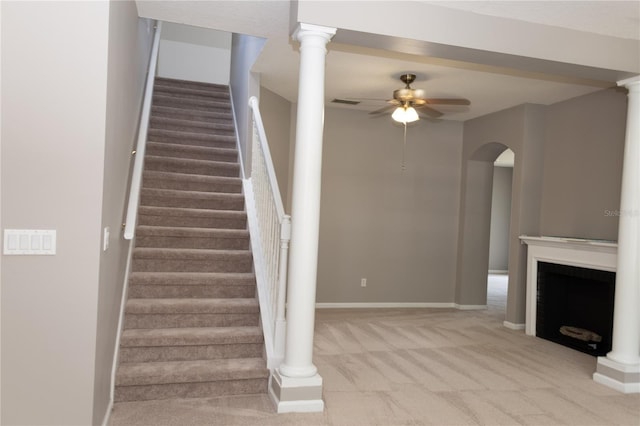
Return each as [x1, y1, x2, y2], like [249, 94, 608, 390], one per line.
[540, 88, 627, 241]
[157, 22, 231, 84]
[489, 166, 513, 271]
[1, 2, 152, 424]
[317, 107, 463, 303]
[459, 104, 546, 321]
[93, 4, 154, 425]
[229, 33, 266, 176]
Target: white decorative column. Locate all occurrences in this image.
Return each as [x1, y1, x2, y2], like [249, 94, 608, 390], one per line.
[269, 23, 336, 413]
[594, 76, 640, 393]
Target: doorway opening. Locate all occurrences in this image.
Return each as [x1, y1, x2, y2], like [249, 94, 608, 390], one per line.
[487, 148, 514, 314]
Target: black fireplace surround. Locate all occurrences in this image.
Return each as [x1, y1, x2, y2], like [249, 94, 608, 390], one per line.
[536, 262, 615, 356]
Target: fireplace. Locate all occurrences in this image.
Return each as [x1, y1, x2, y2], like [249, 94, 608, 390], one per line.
[520, 236, 617, 355]
[536, 262, 615, 356]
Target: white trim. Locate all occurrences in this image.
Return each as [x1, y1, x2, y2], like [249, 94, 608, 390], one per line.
[519, 235, 617, 336]
[316, 302, 456, 309]
[275, 399, 324, 414]
[503, 321, 525, 330]
[454, 304, 487, 310]
[593, 372, 640, 394]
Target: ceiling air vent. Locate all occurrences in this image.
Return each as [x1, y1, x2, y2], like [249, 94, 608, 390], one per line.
[331, 98, 360, 105]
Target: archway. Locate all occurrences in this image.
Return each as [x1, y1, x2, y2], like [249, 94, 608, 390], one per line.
[455, 142, 512, 314]
[488, 148, 514, 313]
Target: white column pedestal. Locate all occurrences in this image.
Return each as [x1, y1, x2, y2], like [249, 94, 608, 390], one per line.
[594, 75, 640, 393]
[268, 22, 336, 412]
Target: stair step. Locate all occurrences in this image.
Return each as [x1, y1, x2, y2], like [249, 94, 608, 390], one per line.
[147, 128, 236, 148]
[154, 84, 230, 101]
[114, 358, 268, 402]
[142, 170, 242, 194]
[135, 226, 249, 250]
[119, 326, 264, 363]
[140, 188, 245, 211]
[132, 247, 253, 273]
[152, 105, 232, 122]
[121, 326, 263, 347]
[137, 206, 247, 229]
[144, 155, 240, 178]
[124, 298, 259, 329]
[150, 116, 234, 135]
[125, 297, 259, 314]
[152, 93, 231, 112]
[128, 272, 256, 299]
[118, 78, 267, 403]
[145, 142, 237, 163]
[154, 77, 229, 92]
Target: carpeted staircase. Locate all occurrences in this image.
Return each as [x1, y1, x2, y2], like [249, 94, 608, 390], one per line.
[114, 77, 269, 402]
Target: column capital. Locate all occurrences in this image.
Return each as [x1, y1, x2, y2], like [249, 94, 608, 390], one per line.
[292, 23, 337, 43]
[617, 75, 640, 89]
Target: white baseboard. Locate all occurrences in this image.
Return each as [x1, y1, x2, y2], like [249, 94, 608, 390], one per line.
[454, 304, 487, 310]
[593, 372, 640, 394]
[316, 303, 489, 311]
[316, 302, 456, 309]
[503, 321, 525, 330]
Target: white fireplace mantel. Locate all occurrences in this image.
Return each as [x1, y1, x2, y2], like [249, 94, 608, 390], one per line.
[519, 235, 617, 336]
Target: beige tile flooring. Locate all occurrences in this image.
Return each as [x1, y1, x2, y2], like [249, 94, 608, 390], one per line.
[109, 275, 640, 425]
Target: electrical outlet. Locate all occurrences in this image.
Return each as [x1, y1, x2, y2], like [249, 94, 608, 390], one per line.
[361, 278, 367, 287]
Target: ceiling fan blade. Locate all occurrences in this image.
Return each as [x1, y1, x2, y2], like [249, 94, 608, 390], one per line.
[368, 103, 397, 115]
[424, 98, 471, 106]
[415, 105, 444, 118]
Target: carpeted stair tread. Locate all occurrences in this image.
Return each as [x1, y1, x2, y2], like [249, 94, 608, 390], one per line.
[125, 298, 259, 315]
[154, 77, 229, 91]
[128, 271, 256, 286]
[120, 326, 263, 347]
[150, 116, 234, 134]
[140, 187, 245, 211]
[152, 105, 232, 121]
[115, 358, 268, 387]
[142, 170, 242, 193]
[144, 155, 240, 178]
[132, 247, 253, 273]
[133, 247, 251, 260]
[147, 128, 236, 148]
[136, 225, 249, 239]
[145, 142, 237, 163]
[152, 94, 231, 111]
[137, 206, 247, 230]
[127, 272, 256, 299]
[154, 84, 230, 99]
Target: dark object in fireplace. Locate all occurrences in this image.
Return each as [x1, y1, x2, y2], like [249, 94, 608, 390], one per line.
[537, 262, 615, 356]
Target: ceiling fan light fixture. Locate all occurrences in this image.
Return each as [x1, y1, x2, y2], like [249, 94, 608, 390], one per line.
[392, 105, 419, 123]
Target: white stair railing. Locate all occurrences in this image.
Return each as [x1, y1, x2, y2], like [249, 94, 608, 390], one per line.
[123, 21, 162, 240]
[245, 96, 290, 369]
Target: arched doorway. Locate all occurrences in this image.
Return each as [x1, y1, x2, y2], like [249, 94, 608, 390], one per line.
[488, 148, 514, 315]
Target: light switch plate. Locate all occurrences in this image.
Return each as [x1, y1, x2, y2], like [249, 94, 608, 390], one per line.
[3, 229, 56, 255]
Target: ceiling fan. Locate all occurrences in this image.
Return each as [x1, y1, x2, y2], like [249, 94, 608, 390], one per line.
[370, 73, 471, 123]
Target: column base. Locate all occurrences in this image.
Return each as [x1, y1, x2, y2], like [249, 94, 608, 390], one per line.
[593, 356, 640, 393]
[268, 369, 324, 413]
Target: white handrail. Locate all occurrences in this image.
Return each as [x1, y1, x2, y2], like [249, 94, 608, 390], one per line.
[247, 96, 291, 368]
[123, 21, 162, 240]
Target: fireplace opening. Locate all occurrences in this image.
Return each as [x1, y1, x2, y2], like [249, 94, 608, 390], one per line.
[536, 262, 615, 356]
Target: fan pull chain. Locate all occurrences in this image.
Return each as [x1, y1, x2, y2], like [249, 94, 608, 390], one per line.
[401, 122, 407, 171]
